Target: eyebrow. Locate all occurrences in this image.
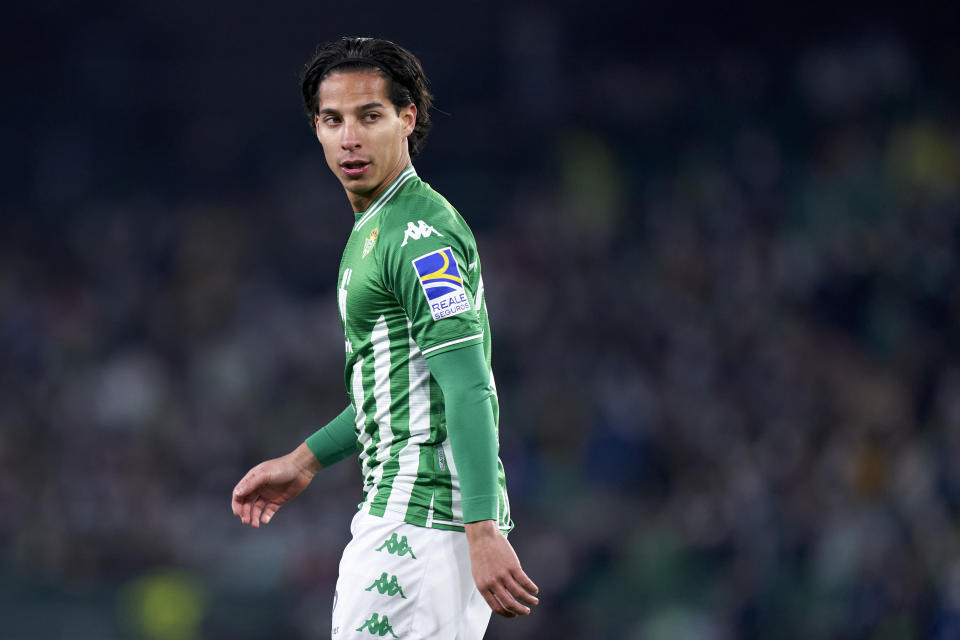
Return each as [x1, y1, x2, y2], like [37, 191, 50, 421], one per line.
[318, 101, 386, 116]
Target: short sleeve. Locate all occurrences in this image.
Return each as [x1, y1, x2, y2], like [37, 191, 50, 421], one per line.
[379, 196, 484, 357]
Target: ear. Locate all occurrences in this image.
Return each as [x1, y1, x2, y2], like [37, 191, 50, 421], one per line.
[314, 114, 323, 142]
[400, 103, 417, 138]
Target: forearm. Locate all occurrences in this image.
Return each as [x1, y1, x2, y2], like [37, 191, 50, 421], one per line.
[465, 519, 500, 539]
[425, 343, 499, 523]
[304, 405, 360, 468]
[290, 441, 324, 475]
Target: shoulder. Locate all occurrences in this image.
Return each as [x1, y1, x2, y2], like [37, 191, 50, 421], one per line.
[378, 178, 472, 249]
[384, 178, 460, 226]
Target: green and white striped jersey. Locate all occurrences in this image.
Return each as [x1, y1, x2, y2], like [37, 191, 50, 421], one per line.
[337, 166, 512, 533]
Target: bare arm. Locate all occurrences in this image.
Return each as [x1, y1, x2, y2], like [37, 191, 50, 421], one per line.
[231, 443, 322, 528]
[232, 406, 358, 527]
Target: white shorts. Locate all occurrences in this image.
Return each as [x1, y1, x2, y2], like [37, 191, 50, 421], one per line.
[331, 510, 491, 639]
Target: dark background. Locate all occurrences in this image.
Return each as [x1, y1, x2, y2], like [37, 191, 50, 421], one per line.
[2, 2, 960, 638]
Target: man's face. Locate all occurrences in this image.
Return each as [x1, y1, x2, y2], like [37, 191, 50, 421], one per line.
[314, 70, 417, 211]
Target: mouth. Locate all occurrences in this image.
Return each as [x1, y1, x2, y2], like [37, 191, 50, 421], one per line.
[340, 160, 371, 177]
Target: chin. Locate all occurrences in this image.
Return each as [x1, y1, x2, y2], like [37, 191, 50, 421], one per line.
[344, 180, 374, 195]
[339, 173, 367, 187]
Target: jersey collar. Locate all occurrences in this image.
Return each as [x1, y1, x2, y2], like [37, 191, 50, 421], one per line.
[353, 166, 418, 232]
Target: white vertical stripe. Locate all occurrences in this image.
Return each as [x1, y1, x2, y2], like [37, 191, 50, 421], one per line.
[385, 325, 431, 517]
[474, 274, 485, 310]
[441, 437, 463, 523]
[425, 492, 435, 529]
[407, 324, 432, 439]
[352, 357, 376, 503]
[369, 316, 393, 504]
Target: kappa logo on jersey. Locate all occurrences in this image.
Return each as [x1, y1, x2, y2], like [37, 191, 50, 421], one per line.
[400, 220, 443, 247]
[411, 247, 472, 321]
[362, 227, 379, 259]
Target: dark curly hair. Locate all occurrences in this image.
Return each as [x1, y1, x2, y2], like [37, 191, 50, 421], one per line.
[301, 37, 433, 157]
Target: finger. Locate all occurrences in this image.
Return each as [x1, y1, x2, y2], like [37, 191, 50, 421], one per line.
[233, 476, 251, 500]
[513, 569, 539, 596]
[241, 494, 254, 525]
[493, 583, 530, 616]
[233, 467, 262, 500]
[480, 589, 512, 618]
[251, 498, 267, 529]
[506, 575, 539, 607]
[232, 476, 251, 516]
[262, 503, 280, 525]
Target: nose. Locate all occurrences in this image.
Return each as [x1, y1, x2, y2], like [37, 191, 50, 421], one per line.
[341, 118, 360, 150]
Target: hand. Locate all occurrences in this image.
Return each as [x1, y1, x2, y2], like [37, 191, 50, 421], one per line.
[465, 520, 539, 618]
[231, 443, 321, 528]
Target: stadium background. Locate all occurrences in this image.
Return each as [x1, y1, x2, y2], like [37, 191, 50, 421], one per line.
[2, 2, 959, 638]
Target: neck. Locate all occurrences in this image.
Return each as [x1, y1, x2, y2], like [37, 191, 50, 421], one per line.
[348, 157, 413, 213]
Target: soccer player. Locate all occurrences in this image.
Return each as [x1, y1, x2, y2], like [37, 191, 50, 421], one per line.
[231, 37, 538, 638]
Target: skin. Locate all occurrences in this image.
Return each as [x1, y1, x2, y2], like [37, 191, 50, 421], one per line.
[232, 69, 539, 618]
[313, 70, 416, 213]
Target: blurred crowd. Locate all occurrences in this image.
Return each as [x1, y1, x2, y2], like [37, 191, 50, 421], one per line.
[2, 8, 960, 640]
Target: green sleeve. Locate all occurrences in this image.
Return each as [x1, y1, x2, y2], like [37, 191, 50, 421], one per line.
[425, 343, 499, 523]
[305, 405, 360, 468]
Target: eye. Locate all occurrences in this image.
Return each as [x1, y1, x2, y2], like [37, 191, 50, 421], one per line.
[323, 115, 341, 125]
[362, 112, 381, 122]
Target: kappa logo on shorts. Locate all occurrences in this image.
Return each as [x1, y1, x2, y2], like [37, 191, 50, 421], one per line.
[356, 612, 398, 637]
[365, 572, 407, 598]
[375, 533, 417, 558]
[411, 247, 472, 321]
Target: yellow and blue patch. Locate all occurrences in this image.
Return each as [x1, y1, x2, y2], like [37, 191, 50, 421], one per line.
[411, 247, 472, 321]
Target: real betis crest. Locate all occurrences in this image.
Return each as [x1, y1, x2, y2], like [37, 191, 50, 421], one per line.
[362, 227, 379, 259]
